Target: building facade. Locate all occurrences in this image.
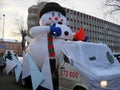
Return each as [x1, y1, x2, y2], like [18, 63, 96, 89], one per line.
[65, 8, 120, 53]
[27, 2, 120, 53]
[0, 39, 22, 55]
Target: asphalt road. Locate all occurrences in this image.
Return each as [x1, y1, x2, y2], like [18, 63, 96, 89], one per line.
[0, 72, 32, 90]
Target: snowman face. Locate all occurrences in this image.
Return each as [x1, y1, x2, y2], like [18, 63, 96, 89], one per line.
[39, 11, 66, 26]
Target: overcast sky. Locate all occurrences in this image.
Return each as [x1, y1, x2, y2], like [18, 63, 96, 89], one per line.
[0, 0, 119, 41]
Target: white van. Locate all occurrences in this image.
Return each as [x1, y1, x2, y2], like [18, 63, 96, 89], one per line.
[58, 41, 120, 90]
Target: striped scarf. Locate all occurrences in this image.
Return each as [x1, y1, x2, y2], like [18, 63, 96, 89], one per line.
[47, 33, 55, 58]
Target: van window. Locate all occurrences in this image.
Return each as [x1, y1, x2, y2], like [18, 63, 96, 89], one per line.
[89, 56, 96, 61]
[64, 54, 70, 64]
[106, 51, 114, 64]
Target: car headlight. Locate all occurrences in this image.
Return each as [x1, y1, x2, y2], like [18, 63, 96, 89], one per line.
[100, 80, 108, 88]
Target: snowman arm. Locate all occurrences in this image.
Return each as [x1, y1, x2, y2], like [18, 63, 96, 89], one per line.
[30, 26, 50, 37]
[30, 24, 62, 37]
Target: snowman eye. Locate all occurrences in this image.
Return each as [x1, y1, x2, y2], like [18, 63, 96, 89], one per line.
[49, 17, 52, 20]
[58, 13, 60, 17]
[52, 12, 55, 17]
[61, 19, 63, 22]
[64, 31, 69, 36]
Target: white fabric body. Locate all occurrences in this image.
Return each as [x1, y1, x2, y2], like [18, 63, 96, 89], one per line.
[11, 52, 22, 82]
[27, 54, 45, 90]
[5, 58, 17, 74]
[41, 56, 53, 90]
[27, 24, 73, 70]
[22, 53, 30, 79]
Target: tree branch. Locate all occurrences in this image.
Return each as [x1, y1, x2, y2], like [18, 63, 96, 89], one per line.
[105, 3, 120, 7]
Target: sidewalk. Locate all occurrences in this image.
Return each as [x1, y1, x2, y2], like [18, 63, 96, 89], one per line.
[0, 72, 31, 90]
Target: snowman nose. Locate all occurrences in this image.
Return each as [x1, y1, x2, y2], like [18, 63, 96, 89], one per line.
[54, 17, 58, 21]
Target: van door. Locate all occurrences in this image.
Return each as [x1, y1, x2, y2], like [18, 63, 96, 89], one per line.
[59, 54, 87, 90]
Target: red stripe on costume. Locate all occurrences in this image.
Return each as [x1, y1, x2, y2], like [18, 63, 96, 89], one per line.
[49, 52, 55, 57]
[48, 37, 53, 41]
[48, 45, 54, 49]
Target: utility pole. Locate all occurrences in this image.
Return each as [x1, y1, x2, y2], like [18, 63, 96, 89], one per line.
[3, 14, 5, 40]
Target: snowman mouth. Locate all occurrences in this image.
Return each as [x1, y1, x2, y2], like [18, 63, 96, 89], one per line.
[50, 20, 63, 25]
[58, 21, 62, 24]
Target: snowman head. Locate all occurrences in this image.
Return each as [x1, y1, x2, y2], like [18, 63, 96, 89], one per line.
[39, 2, 66, 26]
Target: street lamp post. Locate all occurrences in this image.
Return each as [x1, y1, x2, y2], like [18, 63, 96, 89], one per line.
[3, 14, 5, 40]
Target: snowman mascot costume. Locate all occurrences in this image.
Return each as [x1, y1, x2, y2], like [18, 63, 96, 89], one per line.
[28, 2, 73, 70]
[23, 2, 73, 90]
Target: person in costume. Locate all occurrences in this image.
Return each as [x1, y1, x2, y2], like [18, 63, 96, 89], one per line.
[28, 2, 73, 69]
[26, 2, 73, 90]
[0, 51, 6, 74]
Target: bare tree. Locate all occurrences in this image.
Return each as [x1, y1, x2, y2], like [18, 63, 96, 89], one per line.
[100, 0, 120, 23]
[15, 17, 27, 51]
[102, 0, 120, 14]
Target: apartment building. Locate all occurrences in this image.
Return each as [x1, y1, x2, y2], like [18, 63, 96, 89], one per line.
[0, 39, 22, 55]
[27, 2, 120, 53]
